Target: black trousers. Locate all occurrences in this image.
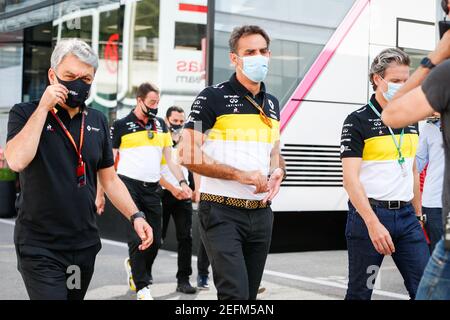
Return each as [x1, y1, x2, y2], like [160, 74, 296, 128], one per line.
[197, 238, 210, 277]
[161, 189, 193, 283]
[198, 201, 273, 300]
[15, 242, 101, 300]
[120, 175, 162, 292]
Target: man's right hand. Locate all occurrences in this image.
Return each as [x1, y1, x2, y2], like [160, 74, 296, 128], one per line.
[38, 84, 69, 111]
[133, 218, 153, 251]
[367, 220, 395, 255]
[170, 186, 188, 200]
[237, 170, 269, 194]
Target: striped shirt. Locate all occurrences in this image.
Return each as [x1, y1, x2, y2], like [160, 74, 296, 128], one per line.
[111, 112, 172, 182]
[184, 73, 280, 200]
[340, 95, 419, 201]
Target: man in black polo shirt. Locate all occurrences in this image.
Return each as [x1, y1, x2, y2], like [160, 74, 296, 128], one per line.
[4, 39, 152, 300]
[180, 25, 286, 300]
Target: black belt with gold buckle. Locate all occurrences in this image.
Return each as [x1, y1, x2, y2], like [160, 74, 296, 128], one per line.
[200, 193, 270, 210]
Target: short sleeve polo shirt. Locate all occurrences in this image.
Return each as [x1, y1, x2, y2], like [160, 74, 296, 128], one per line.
[7, 101, 114, 250]
[110, 112, 173, 183]
[340, 94, 419, 201]
[184, 73, 281, 200]
[421, 59, 450, 229]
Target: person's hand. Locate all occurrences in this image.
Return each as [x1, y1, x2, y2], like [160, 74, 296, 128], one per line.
[170, 186, 186, 200]
[180, 183, 193, 199]
[237, 170, 269, 194]
[419, 220, 425, 229]
[192, 189, 201, 203]
[95, 194, 106, 215]
[416, 215, 426, 229]
[429, 28, 450, 65]
[38, 84, 69, 111]
[262, 168, 284, 204]
[367, 220, 395, 255]
[133, 218, 153, 251]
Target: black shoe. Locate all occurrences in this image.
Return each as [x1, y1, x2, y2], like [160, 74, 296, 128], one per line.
[176, 282, 197, 294]
[197, 275, 209, 290]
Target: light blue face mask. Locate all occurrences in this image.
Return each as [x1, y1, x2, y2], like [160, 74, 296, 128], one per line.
[237, 54, 269, 83]
[381, 78, 403, 101]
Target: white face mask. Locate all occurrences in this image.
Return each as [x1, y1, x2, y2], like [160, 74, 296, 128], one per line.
[381, 77, 403, 101]
[236, 54, 269, 83]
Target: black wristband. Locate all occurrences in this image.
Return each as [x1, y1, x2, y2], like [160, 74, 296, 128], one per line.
[420, 57, 436, 70]
[417, 214, 427, 223]
[130, 211, 146, 226]
[179, 179, 188, 186]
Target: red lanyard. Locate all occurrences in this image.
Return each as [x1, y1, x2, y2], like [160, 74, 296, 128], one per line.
[50, 110, 85, 166]
[136, 118, 155, 131]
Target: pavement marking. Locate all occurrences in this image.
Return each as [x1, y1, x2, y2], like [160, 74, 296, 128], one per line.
[85, 285, 130, 300]
[170, 251, 409, 300]
[0, 219, 15, 226]
[263, 270, 409, 300]
[100, 238, 128, 249]
[0, 218, 409, 300]
[0, 244, 15, 249]
[0, 219, 126, 250]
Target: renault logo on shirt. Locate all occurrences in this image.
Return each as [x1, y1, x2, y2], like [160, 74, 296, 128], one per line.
[87, 125, 100, 132]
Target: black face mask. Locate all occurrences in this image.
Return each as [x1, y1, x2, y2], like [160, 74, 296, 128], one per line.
[56, 75, 91, 109]
[169, 123, 183, 132]
[141, 102, 158, 119]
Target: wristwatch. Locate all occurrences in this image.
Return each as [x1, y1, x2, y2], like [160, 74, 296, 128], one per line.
[130, 211, 146, 226]
[420, 57, 436, 70]
[417, 214, 427, 223]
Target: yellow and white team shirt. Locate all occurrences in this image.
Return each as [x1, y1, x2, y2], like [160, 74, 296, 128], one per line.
[111, 112, 172, 183]
[340, 95, 419, 201]
[184, 73, 280, 201]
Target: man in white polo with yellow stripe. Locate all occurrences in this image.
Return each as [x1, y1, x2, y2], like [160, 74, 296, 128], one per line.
[97, 82, 192, 300]
[340, 48, 429, 300]
[180, 25, 286, 300]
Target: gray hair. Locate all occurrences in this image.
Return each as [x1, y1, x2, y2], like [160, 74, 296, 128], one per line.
[51, 38, 98, 72]
[369, 48, 410, 90]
